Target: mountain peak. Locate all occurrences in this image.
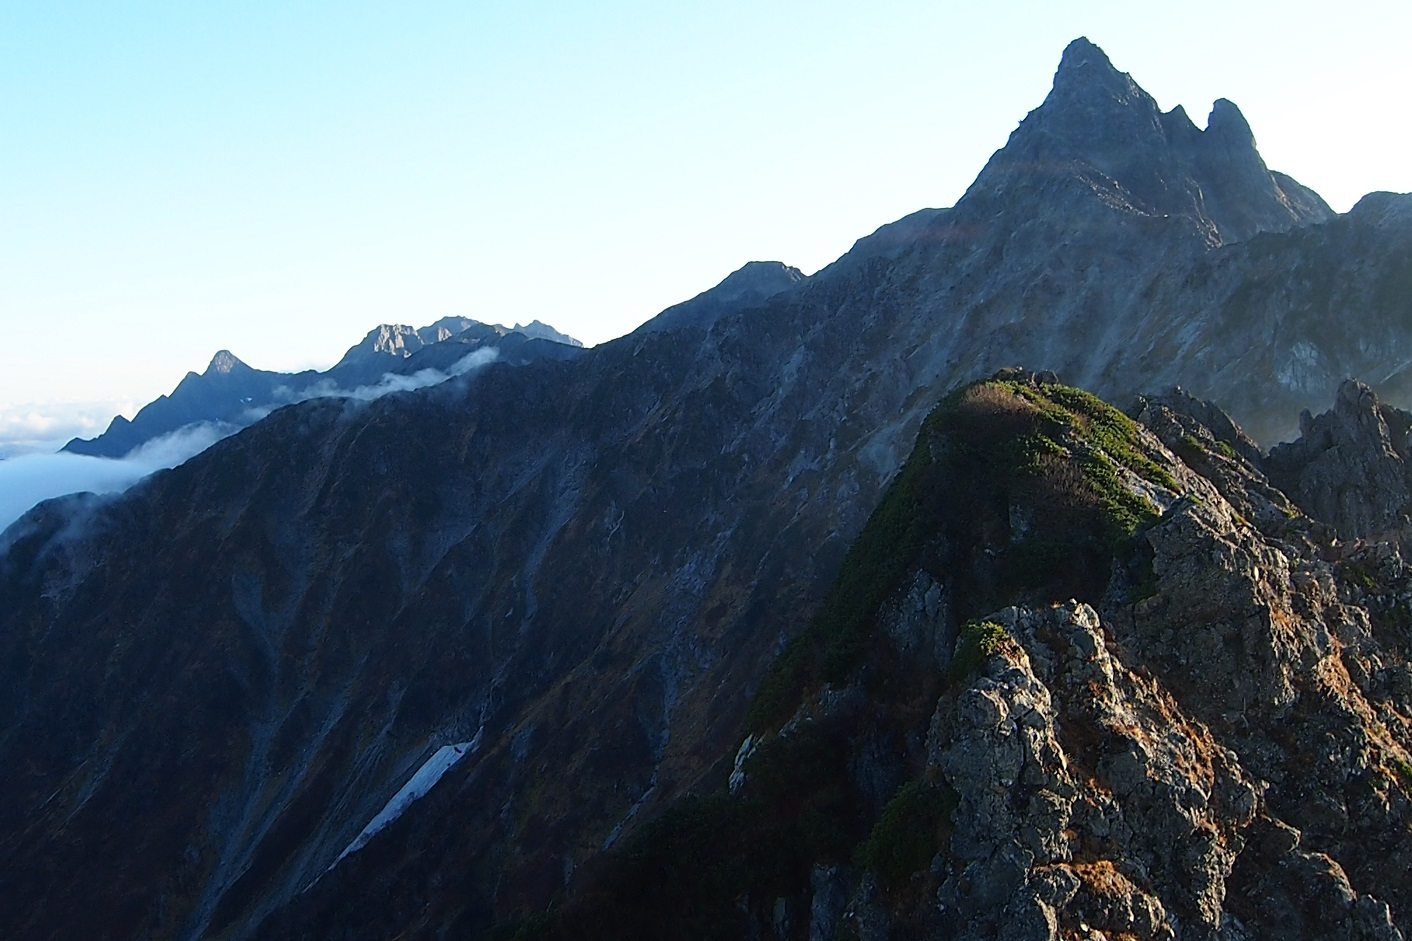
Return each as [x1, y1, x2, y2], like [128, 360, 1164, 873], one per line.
[1207, 97, 1255, 147]
[633, 260, 808, 336]
[715, 260, 807, 297]
[961, 39, 1330, 245]
[1056, 36, 1117, 77]
[1047, 36, 1139, 111]
[1349, 191, 1412, 229]
[507, 320, 585, 347]
[205, 350, 246, 375]
[988, 37, 1165, 178]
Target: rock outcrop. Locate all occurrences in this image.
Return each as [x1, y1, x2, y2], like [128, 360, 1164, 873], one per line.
[1267, 379, 1412, 539]
[509, 319, 584, 347]
[328, 314, 583, 370]
[337, 316, 485, 361]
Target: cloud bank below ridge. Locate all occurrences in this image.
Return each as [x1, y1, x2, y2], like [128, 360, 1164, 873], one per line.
[0, 346, 503, 535]
[0, 422, 237, 535]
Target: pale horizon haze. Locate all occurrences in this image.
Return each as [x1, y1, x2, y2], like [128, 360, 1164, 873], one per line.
[3, 1, 1410, 454]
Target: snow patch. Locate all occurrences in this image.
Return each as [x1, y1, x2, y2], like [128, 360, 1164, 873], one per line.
[331, 742, 474, 867]
[601, 777, 657, 850]
[729, 734, 758, 794]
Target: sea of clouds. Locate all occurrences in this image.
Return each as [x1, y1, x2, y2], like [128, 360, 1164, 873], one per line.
[0, 422, 236, 534]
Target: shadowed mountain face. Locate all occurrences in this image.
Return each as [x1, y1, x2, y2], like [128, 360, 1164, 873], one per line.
[2, 38, 1412, 940]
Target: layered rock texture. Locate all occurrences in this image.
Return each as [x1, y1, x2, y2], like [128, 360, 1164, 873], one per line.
[3, 38, 1412, 941]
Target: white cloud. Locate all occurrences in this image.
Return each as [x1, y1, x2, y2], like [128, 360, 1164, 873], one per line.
[0, 421, 236, 535]
[0, 347, 500, 534]
[338, 346, 500, 400]
[248, 346, 500, 420]
[0, 399, 140, 458]
[0, 414, 101, 457]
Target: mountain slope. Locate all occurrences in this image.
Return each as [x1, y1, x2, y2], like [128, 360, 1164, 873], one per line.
[2, 38, 1411, 941]
[487, 376, 1412, 940]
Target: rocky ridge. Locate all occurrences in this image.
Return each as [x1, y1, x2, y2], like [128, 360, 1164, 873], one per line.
[329, 315, 582, 371]
[62, 316, 584, 458]
[2, 38, 1411, 941]
[1266, 379, 1412, 539]
[517, 376, 1412, 940]
[335, 316, 486, 362]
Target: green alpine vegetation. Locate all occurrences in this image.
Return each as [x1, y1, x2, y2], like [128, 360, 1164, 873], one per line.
[749, 374, 1170, 731]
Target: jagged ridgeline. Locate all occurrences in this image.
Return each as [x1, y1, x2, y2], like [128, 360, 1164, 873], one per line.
[503, 375, 1412, 941]
[9, 35, 1412, 940]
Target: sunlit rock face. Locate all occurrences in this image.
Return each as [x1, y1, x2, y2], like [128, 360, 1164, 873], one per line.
[3, 38, 1412, 941]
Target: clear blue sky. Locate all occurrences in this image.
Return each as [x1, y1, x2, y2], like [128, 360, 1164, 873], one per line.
[2, 0, 1409, 452]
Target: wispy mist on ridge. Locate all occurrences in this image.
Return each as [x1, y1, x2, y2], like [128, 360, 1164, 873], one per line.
[246, 346, 501, 421]
[0, 346, 503, 535]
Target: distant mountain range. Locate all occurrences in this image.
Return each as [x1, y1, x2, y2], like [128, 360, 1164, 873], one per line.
[2, 37, 1411, 941]
[61, 317, 585, 458]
